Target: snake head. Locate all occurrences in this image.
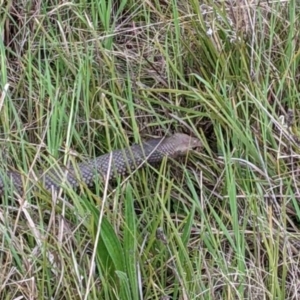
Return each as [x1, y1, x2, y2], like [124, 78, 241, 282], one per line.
[164, 133, 202, 157]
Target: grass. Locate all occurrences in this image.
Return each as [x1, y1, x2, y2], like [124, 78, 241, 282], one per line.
[1, 0, 300, 299]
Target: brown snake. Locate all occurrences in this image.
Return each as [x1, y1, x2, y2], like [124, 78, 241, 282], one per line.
[0, 133, 201, 196]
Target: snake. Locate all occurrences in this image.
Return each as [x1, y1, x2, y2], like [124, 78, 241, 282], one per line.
[0, 133, 201, 197]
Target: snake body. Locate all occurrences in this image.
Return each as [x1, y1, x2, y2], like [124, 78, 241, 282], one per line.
[0, 133, 201, 196]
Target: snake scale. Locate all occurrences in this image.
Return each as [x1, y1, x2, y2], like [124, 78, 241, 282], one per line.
[0, 133, 201, 196]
